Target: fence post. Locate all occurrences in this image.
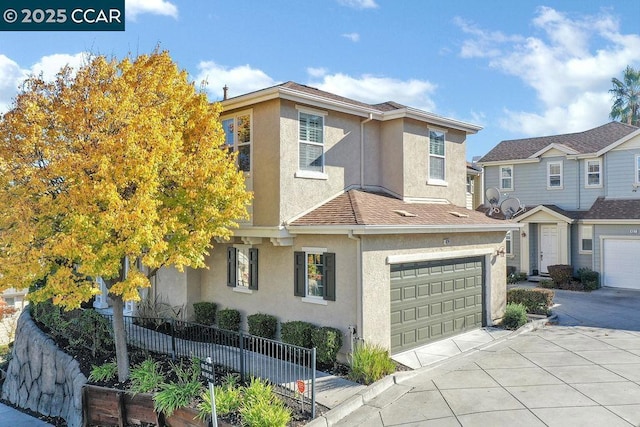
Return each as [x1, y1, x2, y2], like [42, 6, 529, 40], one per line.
[239, 330, 245, 381]
[311, 347, 316, 419]
[170, 318, 176, 360]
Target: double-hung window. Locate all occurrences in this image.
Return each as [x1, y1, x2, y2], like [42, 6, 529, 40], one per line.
[294, 249, 335, 302]
[221, 111, 251, 172]
[499, 165, 513, 190]
[579, 225, 593, 253]
[585, 159, 602, 188]
[428, 130, 446, 183]
[547, 161, 563, 189]
[298, 109, 325, 174]
[227, 246, 258, 290]
[505, 231, 513, 255]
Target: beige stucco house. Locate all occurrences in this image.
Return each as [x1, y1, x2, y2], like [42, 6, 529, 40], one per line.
[152, 82, 517, 356]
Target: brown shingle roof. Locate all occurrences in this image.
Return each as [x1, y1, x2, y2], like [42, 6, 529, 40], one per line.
[279, 82, 398, 113]
[479, 122, 639, 162]
[583, 197, 640, 220]
[290, 190, 507, 227]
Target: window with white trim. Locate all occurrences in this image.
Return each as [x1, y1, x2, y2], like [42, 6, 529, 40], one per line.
[499, 165, 513, 190]
[585, 159, 602, 187]
[466, 175, 474, 194]
[294, 249, 335, 301]
[227, 246, 258, 290]
[636, 155, 640, 184]
[429, 130, 446, 182]
[298, 111, 324, 172]
[547, 161, 563, 189]
[221, 112, 251, 172]
[579, 225, 593, 253]
[505, 231, 513, 255]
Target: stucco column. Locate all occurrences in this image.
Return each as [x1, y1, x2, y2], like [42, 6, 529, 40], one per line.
[519, 223, 530, 274]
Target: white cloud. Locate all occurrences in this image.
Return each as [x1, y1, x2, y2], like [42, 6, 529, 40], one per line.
[309, 73, 437, 112]
[195, 62, 278, 100]
[306, 67, 328, 78]
[458, 7, 640, 136]
[126, 0, 178, 21]
[30, 53, 86, 82]
[0, 55, 26, 113]
[342, 32, 360, 42]
[337, 0, 378, 10]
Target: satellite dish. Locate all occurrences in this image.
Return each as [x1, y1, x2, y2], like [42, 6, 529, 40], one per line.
[485, 187, 501, 216]
[500, 197, 524, 219]
[486, 187, 500, 206]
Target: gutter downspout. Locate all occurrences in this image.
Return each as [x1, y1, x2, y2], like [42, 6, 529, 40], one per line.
[360, 114, 373, 188]
[348, 230, 363, 354]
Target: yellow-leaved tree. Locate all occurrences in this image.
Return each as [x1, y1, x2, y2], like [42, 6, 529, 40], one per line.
[0, 50, 251, 381]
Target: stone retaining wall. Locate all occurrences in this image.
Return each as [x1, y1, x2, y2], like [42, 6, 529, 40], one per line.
[1, 308, 86, 427]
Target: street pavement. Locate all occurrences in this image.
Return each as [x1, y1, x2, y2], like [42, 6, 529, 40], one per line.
[311, 285, 640, 426]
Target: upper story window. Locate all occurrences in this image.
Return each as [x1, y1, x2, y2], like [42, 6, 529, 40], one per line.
[585, 159, 602, 188]
[547, 161, 563, 189]
[499, 165, 513, 191]
[428, 130, 446, 182]
[579, 225, 593, 253]
[221, 111, 251, 172]
[298, 110, 325, 173]
[466, 175, 474, 194]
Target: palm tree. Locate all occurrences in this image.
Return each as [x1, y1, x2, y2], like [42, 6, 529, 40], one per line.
[609, 66, 640, 127]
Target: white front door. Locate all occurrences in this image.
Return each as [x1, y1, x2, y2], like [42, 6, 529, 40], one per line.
[540, 225, 558, 274]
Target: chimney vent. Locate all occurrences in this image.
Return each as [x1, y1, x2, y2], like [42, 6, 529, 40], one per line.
[223, 85, 229, 100]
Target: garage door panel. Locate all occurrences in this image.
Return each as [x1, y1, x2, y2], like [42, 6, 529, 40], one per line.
[603, 239, 640, 290]
[390, 256, 484, 354]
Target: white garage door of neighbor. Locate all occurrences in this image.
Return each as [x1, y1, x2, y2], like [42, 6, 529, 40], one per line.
[603, 239, 640, 290]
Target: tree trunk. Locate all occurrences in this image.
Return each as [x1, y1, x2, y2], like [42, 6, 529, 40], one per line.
[111, 294, 130, 382]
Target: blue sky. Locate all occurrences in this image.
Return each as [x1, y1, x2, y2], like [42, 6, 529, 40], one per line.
[1, 0, 639, 160]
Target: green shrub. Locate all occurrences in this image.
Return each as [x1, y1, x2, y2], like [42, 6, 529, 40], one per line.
[217, 308, 241, 332]
[153, 359, 203, 417]
[280, 321, 317, 348]
[193, 302, 217, 325]
[348, 341, 396, 385]
[312, 327, 343, 367]
[547, 264, 573, 285]
[240, 378, 291, 427]
[247, 313, 278, 339]
[507, 288, 554, 315]
[538, 279, 555, 289]
[577, 268, 600, 291]
[213, 375, 242, 415]
[507, 271, 529, 284]
[502, 303, 528, 330]
[129, 358, 166, 394]
[88, 361, 117, 383]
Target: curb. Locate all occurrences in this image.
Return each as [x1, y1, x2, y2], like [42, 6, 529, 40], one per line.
[308, 317, 555, 426]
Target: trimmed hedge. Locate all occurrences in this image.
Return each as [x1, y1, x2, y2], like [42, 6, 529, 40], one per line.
[247, 313, 278, 339]
[547, 264, 573, 285]
[507, 288, 554, 315]
[217, 308, 241, 332]
[312, 326, 343, 367]
[280, 320, 317, 348]
[193, 302, 217, 325]
[577, 268, 600, 291]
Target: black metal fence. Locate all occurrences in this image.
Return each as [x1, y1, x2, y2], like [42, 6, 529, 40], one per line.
[103, 314, 317, 418]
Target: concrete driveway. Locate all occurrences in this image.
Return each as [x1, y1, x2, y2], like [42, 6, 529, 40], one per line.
[311, 286, 640, 426]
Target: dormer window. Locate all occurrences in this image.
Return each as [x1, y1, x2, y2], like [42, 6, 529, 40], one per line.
[428, 130, 446, 183]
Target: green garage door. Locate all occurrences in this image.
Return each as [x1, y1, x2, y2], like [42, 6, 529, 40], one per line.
[390, 257, 484, 354]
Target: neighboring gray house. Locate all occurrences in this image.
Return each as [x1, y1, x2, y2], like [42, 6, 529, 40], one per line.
[148, 82, 516, 357]
[478, 122, 640, 290]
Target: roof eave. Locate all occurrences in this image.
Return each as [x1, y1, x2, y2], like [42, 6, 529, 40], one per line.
[286, 223, 521, 235]
[478, 158, 540, 167]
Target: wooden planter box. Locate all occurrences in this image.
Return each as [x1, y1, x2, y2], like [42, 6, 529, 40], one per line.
[82, 384, 210, 427]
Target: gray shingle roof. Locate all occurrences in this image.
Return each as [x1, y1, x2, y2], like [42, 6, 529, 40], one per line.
[583, 197, 640, 220]
[290, 189, 507, 227]
[479, 122, 639, 162]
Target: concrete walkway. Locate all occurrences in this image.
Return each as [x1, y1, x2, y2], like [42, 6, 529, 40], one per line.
[0, 401, 54, 426]
[310, 325, 640, 426]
